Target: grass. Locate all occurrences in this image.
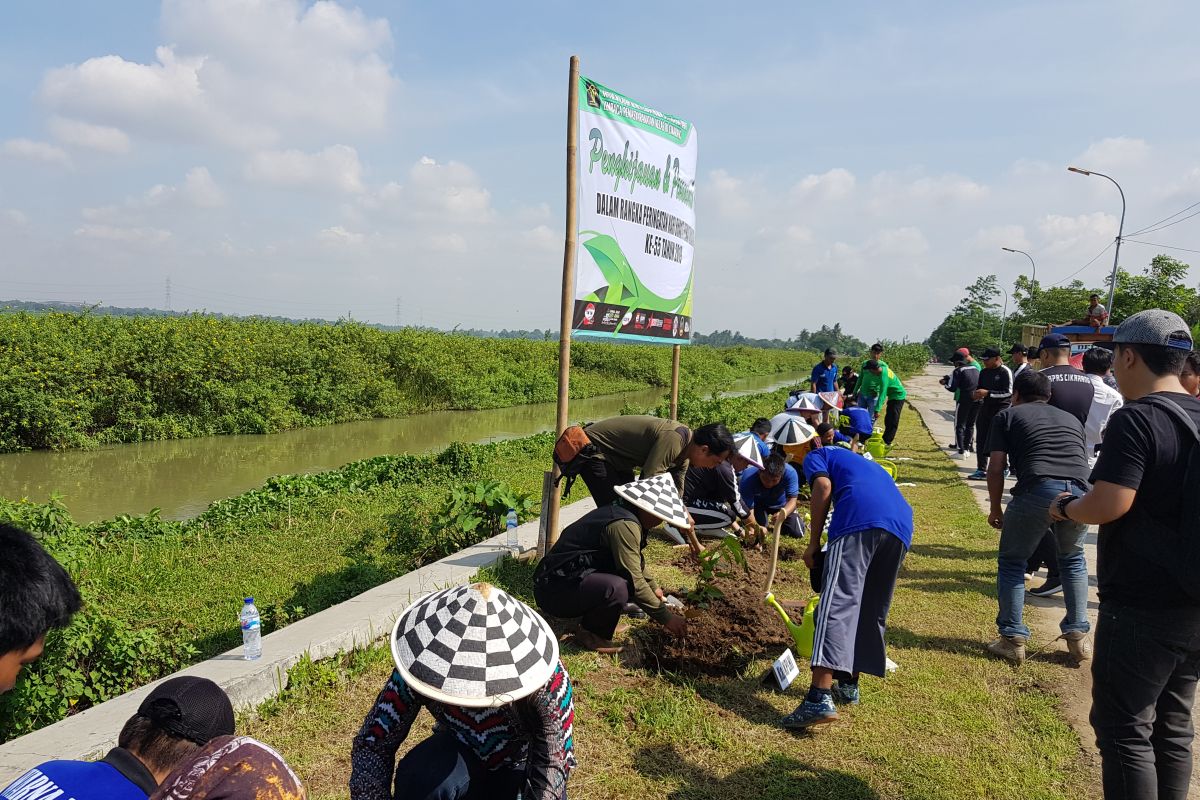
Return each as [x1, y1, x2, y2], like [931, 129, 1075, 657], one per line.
[239, 410, 1091, 799]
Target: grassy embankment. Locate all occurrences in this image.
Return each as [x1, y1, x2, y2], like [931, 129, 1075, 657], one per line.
[0, 311, 814, 452]
[241, 395, 1089, 800]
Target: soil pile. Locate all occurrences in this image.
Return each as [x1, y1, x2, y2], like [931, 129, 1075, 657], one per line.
[639, 546, 811, 677]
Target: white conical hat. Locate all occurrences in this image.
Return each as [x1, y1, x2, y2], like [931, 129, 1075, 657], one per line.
[818, 391, 843, 410]
[390, 583, 559, 708]
[733, 434, 766, 469]
[785, 392, 823, 412]
[772, 416, 817, 446]
[614, 473, 690, 528]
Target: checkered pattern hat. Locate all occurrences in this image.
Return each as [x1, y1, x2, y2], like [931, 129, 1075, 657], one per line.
[785, 392, 823, 412]
[390, 583, 558, 707]
[770, 416, 816, 445]
[733, 434, 765, 470]
[613, 473, 690, 528]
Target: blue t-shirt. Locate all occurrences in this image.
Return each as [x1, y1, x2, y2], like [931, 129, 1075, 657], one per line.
[842, 407, 874, 436]
[810, 362, 839, 393]
[739, 464, 800, 510]
[2, 760, 147, 800]
[801, 447, 913, 548]
[831, 431, 852, 445]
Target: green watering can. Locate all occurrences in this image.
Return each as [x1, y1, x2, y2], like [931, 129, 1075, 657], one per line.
[863, 427, 889, 459]
[764, 592, 820, 659]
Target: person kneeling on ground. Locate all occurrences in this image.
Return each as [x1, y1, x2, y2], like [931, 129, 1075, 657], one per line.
[0, 676, 236, 800]
[740, 453, 806, 541]
[534, 474, 689, 652]
[153, 735, 305, 800]
[351, 584, 574, 800]
[684, 435, 759, 535]
[983, 370, 1092, 665]
[781, 438, 913, 730]
[0, 524, 81, 696]
[838, 405, 874, 453]
[816, 422, 852, 448]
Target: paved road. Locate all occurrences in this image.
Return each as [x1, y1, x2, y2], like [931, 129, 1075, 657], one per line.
[905, 365, 1200, 798]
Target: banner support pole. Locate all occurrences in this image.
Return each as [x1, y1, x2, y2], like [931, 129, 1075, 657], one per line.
[546, 54, 580, 553]
[669, 344, 681, 420]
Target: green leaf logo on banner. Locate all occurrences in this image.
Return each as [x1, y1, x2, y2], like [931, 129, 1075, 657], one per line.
[580, 231, 692, 335]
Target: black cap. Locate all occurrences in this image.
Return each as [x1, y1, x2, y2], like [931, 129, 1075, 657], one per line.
[950, 352, 965, 364]
[824, 348, 838, 357]
[1038, 332, 1071, 351]
[1008, 343, 1027, 354]
[981, 347, 1002, 359]
[863, 359, 880, 371]
[137, 676, 235, 745]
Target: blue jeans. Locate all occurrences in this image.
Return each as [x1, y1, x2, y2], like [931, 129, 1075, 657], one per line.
[996, 479, 1090, 639]
[392, 731, 527, 800]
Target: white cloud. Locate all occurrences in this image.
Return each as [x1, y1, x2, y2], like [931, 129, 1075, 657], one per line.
[2, 209, 29, 227]
[74, 224, 172, 245]
[317, 225, 365, 246]
[38, 0, 395, 150]
[520, 224, 558, 253]
[1075, 137, 1150, 171]
[708, 168, 754, 219]
[970, 224, 1029, 253]
[425, 232, 469, 253]
[181, 167, 225, 208]
[245, 145, 364, 193]
[2, 138, 70, 166]
[792, 167, 856, 201]
[47, 117, 130, 154]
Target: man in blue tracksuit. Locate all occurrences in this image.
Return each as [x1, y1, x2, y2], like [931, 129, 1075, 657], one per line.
[781, 442, 913, 730]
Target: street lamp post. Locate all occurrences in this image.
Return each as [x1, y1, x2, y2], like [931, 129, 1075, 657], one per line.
[1068, 166, 1126, 319]
[1001, 247, 1037, 290]
[998, 287, 1009, 346]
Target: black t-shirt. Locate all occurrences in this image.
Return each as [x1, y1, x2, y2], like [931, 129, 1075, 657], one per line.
[986, 402, 1090, 495]
[1090, 392, 1200, 608]
[1040, 365, 1093, 424]
[978, 365, 1014, 405]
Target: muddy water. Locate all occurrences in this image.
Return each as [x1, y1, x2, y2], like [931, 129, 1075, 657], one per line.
[0, 372, 805, 522]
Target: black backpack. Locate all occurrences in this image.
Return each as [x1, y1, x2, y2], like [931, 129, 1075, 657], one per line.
[1132, 395, 1200, 602]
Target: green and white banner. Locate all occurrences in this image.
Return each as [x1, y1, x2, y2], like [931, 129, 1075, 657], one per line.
[572, 76, 697, 343]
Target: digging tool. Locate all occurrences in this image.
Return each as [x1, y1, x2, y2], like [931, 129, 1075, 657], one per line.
[762, 514, 785, 595]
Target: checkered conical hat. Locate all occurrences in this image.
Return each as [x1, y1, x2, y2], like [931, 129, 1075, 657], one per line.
[772, 416, 817, 446]
[733, 434, 765, 470]
[390, 583, 558, 708]
[613, 473, 690, 528]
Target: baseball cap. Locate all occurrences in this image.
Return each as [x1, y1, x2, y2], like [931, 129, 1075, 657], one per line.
[955, 347, 970, 356]
[949, 352, 966, 364]
[1008, 343, 1027, 355]
[138, 676, 235, 745]
[824, 347, 838, 357]
[1037, 333, 1071, 351]
[1113, 309, 1193, 350]
[981, 347, 1002, 359]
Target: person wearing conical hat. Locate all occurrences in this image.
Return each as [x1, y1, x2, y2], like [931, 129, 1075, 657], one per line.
[683, 434, 760, 535]
[350, 584, 575, 800]
[534, 474, 690, 652]
[739, 452, 806, 541]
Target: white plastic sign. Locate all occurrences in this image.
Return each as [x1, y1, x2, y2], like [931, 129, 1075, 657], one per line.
[772, 648, 800, 690]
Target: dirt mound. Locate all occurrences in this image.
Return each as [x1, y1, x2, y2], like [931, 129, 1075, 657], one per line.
[637, 547, 811, 677]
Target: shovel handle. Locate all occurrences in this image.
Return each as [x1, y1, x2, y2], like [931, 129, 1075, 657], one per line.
[763, 514, 785, 595]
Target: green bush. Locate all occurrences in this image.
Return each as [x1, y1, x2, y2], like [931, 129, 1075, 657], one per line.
[0, 312, 815, 452]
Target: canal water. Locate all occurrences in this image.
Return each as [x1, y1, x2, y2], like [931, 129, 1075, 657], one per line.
[0, 372, 805, 522]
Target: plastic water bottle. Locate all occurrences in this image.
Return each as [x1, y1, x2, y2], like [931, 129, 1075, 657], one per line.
[240, 597, 262, 660]
[506, 509, 519, 553]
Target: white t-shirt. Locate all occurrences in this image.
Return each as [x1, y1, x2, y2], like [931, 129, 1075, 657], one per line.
[1084, 373, 1124, 457]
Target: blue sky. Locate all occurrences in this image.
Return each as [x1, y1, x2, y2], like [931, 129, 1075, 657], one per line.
[2, 0, 1199, 340]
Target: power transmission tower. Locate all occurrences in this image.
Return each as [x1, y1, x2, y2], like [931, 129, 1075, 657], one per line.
[165, 277, 172, 311]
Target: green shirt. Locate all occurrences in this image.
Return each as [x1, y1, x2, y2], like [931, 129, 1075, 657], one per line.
[583, 415, 690, 489]
[855, 359, 891, 403]
[858, 362, 905, 413]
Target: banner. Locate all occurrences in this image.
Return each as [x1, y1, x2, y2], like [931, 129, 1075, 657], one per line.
[572, 76, 697, 343]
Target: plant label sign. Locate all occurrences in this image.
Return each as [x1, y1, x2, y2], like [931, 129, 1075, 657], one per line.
[573, 76, 697, 344]
[772, 648, 800, 691]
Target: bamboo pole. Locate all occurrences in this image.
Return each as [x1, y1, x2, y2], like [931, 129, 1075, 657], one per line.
[669, 344, 681, 420]
[545, 55, 580, 552]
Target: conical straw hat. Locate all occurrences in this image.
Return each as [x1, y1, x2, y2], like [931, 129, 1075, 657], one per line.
[614, 473, 691, 529]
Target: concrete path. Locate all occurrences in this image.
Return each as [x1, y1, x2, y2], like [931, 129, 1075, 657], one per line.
[0, 498, 597, 785]
[907, 365, 1200, 797]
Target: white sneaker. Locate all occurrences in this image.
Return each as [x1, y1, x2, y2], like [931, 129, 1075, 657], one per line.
[1063, 631, 1092, 663]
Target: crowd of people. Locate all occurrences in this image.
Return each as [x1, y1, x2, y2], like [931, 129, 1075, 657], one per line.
[4, 322, 1200, 799]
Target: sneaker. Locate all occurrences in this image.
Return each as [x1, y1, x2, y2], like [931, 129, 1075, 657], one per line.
[1029, 577, 1063, 597]
[832, 682, 860, 705]
[1063, 631, 1093, 663]
[622, 603, 647, 619]
[781, 694, 839, 730]
[967, 469, 987, 480]
[986, 635, 1026, 664]
[1003, 469, 1010, 478]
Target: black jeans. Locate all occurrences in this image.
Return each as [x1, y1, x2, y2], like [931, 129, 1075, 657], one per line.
[575, 458, 634, 508]
[975, 400, 1010, 471]
[534, 572, 630, 639]
[882, 399, 905, 445]
[1091, 601, 1200, 799]
[955, 400, 981, 451]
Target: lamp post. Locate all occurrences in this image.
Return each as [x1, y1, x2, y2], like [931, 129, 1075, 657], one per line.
[1068, 166, 1126, 319]
[998, 286, 1009, 346]
[1001, 247, 1037, 291]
